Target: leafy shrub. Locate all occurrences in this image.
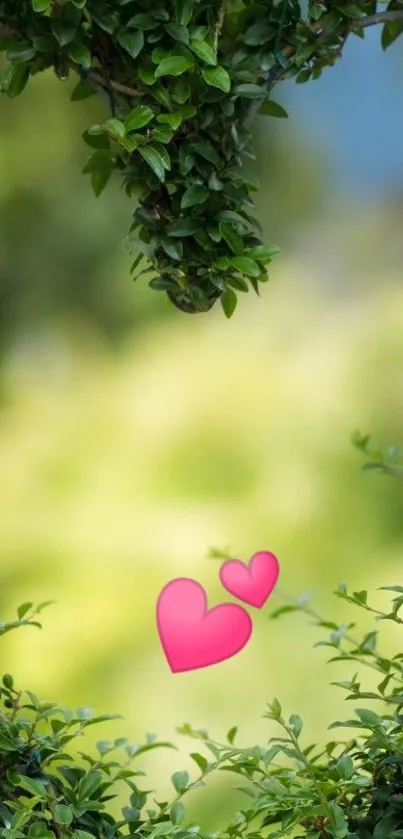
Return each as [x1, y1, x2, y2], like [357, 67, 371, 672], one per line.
[0, 584, 402, 839]
[1, 0, 402, 314]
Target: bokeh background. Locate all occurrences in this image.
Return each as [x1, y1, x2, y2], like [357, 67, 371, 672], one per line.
[0, 22, 402, 831]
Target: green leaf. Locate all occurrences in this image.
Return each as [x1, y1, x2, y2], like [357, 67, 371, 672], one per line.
[17, 776, 48, 796]
[7, 64, 30, 98]
[127, 13, 161, 30]
[32, 0, 52, 10]
[234, 83, 264, 98]
[171, 770, 190, 792]
[190, 752, 208, 771]
[139, 146, 166, 181]
[229, 256, 261, 277]
[226, 727, 238, 744]
[352, 590, 367, 605]
[160, 238, 183, 260]
[258, 100, 288, 118]
[180, 185, 210, 208]
[126, 106, 155, 132]
[173, 76, 191, 104]
[244, 244, 280, 263]
[221, 289, 237, 318]
[7, 43, 37, 62]
[202, 66, 231, 93]
[339, 3, 365, 17]
[77, 771, 104, 800]
[155, 56, 194, 77]
[149, 279, 173, 291]
[189, 39, 217, 65]
[166, 218, 203, 237]
[381, 18, 403, 49]
[176, 0, 194, 26]
[190, 141, 220, 166]
[171, 802, 185, 825]
[355, 708, 384, 727]
[289, 714, 303, 738]
[82, 150, 116, 174]
[244, 21, 274, 45]
[336, 754, 355, 780]
[138, 63, 157, 85]
[51, 21, 77, 47]
[18, 602, 33, 619]
[117, 29, 144, 59]
[55, 805, 73, 826]
[220, 223, 243, 255]
[71, 82, 96, 101]
[68, 42, 91, 69]
[105, 119, 125, 140]
[165, 23, 189, 44]
[2, 673, 13, 689]
[150, 825, 175, 838]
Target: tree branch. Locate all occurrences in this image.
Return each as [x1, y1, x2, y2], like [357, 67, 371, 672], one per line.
[0, 20, 141, 102]
[354, 9, 403, 28]
[213, 0, 227, 55]
[242, 6, 403, 129]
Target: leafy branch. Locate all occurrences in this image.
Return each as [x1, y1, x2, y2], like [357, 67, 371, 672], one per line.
[352, 431, 403, 481]
[1, 0, 402, 315]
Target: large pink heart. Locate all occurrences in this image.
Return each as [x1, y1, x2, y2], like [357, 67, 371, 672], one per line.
[219, 551, 280, 608]
[156, 578, 252, 673]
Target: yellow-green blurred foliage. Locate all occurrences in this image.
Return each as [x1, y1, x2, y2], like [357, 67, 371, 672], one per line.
[0, 64, 402, 831]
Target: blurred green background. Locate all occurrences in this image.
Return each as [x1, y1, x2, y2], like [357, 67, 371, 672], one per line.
[0, 31, 402, 832]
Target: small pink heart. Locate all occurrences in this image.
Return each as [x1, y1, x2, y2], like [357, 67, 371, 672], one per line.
[156, 577, 252, 673]
[219, 551, 280, 608]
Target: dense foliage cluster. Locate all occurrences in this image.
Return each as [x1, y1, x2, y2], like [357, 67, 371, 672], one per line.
[0, 0, 402, 313]
[0, 583, 402, 839]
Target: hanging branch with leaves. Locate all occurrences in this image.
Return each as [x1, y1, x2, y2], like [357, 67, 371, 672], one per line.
[1, 0, 403, 316]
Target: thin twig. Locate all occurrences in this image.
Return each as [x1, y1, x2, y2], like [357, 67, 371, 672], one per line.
[273, 586, 403, 684]
[83, 69, 142, 99]
[213, 0, 228, 55]
[355, 9, 403, 27]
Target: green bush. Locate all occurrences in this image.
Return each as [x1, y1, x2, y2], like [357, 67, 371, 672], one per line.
[1, 0, 403, 314]
[0, 584, 402, 839]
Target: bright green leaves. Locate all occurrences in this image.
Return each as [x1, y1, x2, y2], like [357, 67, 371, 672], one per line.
[139, 146, 169, 182]
[189, 39, 217, 65]
[126, 105, 155, 132]
[229, 256, 261, 277]
[31, 0, 52, 11]
[155, 56, 194, 77]
[16, 0, 291, 313]
[221, 288, 237, 318]
[54, 805, 74, 827]
[68, 41, 91, 70]
[105, 118, 125, 141]
[201, 66, 231, 92]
